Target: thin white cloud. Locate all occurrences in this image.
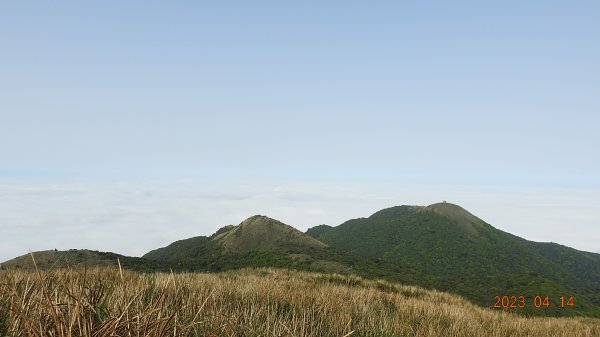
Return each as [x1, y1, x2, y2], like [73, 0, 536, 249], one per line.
[1, 179, 599, 262]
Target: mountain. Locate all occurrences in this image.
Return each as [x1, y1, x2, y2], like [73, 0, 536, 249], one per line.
[3, 204, 598, 318]
[308, 202, 600, 317]
[213, 215, 327, 253]
[0, 249, 165, 272]
[144, 215, 392, 276]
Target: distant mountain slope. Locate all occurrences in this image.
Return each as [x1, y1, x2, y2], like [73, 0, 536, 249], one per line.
[305, 224, 333, 239]
[528, 242, 600, 304]
[144, 215, 402, 278]
[0, 249, 165, 272]
[144, 215, 329, 262]
[144, 215, 338, 273]
[309, 203, 600, 317]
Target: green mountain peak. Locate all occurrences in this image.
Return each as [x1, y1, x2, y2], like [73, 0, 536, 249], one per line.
[309, 203, 600, 317]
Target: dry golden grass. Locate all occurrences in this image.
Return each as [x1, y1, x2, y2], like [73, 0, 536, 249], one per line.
[1, 264, 599, 337]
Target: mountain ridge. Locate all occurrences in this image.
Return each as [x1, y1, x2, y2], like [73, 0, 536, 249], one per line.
[142, 215, 376, 276]
[0, 249, 167, 272]
[2, 203, 599, 317]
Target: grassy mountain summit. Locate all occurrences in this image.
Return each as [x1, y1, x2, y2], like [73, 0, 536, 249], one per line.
[309, 203, 600, 317]
[143, 215, 381, 275]
[213, 215, 328, 253]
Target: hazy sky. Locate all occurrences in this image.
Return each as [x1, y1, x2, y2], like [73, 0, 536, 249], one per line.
[1, 2, 599, 261]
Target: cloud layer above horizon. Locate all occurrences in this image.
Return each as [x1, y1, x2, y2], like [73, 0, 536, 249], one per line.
[1, 178, 599, 262]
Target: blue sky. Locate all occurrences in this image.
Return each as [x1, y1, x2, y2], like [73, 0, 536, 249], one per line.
[1, 1, 599, 260]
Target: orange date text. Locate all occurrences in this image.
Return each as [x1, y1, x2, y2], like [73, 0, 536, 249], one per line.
[492, 295, 574, 309]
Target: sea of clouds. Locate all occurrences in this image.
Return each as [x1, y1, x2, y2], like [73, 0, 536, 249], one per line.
[1, 179, 599, 262]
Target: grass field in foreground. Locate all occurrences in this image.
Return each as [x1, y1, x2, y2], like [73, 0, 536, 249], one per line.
[1, 266, 599, 337]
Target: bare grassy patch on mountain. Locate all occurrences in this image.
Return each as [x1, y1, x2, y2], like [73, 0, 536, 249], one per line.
[213, 215, 328, 253]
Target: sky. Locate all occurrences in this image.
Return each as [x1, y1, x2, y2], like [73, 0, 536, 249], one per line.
[1, 1, 599, 261]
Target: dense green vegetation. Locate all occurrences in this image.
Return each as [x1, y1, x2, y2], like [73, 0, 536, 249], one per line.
[311, 203, 600, 317]
[305, 224, 333, 238]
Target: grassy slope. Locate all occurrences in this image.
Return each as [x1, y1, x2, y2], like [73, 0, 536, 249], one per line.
[1, 267, 599, 337]
[313, 203, 600, 317]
